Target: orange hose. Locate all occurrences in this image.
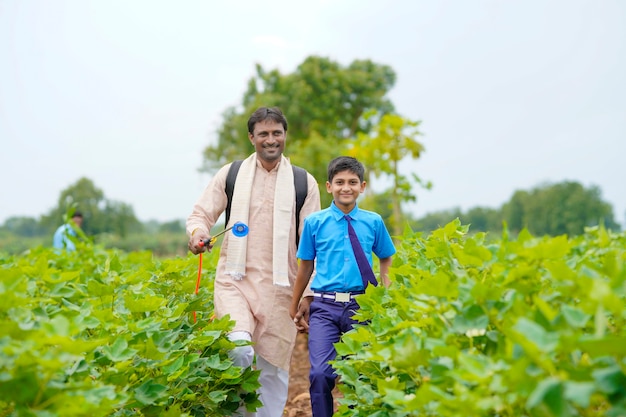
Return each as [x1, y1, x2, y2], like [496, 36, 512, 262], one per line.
[193, 252, 203, 323]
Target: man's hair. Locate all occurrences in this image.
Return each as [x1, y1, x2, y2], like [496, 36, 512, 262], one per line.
[72, 211, 83, 218]
[247, 107, 288, 134]
[327, 156, 365, 183]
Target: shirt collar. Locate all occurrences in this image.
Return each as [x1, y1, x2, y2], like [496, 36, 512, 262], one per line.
[330, 201, 360, 221]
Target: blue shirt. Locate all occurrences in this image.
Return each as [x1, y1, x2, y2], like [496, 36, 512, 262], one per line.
[53, 224, 77, 251]
[297, 201, 396, 292]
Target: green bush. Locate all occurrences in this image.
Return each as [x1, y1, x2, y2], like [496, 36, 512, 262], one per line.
[333, 221, 626, 416]
[0, 244, 260, 416]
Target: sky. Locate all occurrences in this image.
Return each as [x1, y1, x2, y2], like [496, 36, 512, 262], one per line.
[1, 0, 625, 227]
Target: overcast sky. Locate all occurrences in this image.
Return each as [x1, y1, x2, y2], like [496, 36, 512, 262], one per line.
[1, 0, 625, 228]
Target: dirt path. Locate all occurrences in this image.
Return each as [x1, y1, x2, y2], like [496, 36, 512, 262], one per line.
[284, 332, 313, 416]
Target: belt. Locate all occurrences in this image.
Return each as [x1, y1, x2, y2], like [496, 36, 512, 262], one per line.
[313, 291, 364, 302]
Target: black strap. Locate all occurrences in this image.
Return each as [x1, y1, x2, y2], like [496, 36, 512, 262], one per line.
[225, 160, 308, 245]
[292, 165, 307, 246]
[224, 160, 243, 227]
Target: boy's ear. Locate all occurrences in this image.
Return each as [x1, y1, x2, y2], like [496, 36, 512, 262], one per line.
[325, 181, 332, 193]
[360, 181, 367, 192]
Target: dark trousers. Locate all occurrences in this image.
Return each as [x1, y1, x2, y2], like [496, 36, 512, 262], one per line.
[308, 297, 360, 417]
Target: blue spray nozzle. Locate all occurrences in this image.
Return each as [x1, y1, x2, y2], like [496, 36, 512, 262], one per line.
[232, 221, 249, 237]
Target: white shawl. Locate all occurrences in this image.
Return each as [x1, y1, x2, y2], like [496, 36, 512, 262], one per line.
[224, 153, 294, 287]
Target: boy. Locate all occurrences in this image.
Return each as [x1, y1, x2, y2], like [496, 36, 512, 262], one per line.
[289, 156, 396, 417]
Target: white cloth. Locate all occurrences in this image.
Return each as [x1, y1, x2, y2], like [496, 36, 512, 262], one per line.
[225, 153, 294, 287]
[229, 331, 289, 417]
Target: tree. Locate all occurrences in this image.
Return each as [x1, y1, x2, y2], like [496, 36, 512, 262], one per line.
[460, 207, 502, 233]
[41, 177, 141, 237]
[348, 112, 427, 236]
[419, 181, 620, 236]
[413, 208, 463, 233]
[40, 177, 105, 235]
[201, 56, 398, 205]
[1, 216, 47, 237]
[523, 181, 619, 235]
[101, 200, 143, 238]
[158, 219, 185, 233]
[501, 190, 529, 234]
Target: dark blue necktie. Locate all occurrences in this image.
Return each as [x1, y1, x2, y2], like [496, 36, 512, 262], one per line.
[345, 215, 378, 288]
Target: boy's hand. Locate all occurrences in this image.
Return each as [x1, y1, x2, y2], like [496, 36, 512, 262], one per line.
[292, 296, 312, 333]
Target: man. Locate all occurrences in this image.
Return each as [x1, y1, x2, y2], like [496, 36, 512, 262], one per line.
[52, 211, 83, 251]
[186, 106, 321, 417]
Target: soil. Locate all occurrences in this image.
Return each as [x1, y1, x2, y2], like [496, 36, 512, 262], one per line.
[283, 332, 342, 416]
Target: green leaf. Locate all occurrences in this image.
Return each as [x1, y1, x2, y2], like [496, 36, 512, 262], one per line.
[564, 381, 595, 408]
[593, 366, 626, 396]
[452, 304, 488, 334]
[578, 337, 626, 357]
[134, 380, 168, 405]
[102, 337, 138, 362]
[512, 318, 558, 353]
[162, 355, 185, 374]
[42, 314, 71, 337]
[124, 293, 167, 313]
[87, 279, 114, 296]
[526, 377, 568, 417]
[560, 304, 590, 328]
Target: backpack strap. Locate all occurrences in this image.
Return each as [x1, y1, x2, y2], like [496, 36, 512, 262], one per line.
[225, 161, 309, 245]
[224, 160, 243, 227]
[292, 165, 308, 246]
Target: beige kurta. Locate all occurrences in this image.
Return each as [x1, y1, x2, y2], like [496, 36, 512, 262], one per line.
[187, 155, 320, 370]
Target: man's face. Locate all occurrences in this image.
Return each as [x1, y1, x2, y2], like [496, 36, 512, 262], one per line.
[72, 216, 83, 228]
[248, 120, 286, 165]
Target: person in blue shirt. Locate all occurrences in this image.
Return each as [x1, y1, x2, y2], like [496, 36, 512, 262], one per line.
[52, 211, 83, 251]
[290, 156, 396, 417]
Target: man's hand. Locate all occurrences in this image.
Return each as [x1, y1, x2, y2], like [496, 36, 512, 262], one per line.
[292, 296, 313, 333]
[188, 230, 213, 255]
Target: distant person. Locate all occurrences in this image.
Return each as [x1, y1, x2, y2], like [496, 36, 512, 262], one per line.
[52, 211, 83, 251]
[186, 106, 321, 417]
[290, 156, 396, 417]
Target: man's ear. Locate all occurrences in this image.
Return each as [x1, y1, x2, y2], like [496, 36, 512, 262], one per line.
[360, 181, 367, 193]
[326, 181, 332, 193]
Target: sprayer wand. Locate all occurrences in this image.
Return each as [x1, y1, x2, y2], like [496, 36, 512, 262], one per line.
[193, 222, 249, 323]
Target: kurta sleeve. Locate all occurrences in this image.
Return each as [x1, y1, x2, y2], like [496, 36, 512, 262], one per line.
[186, 164, 232, 237]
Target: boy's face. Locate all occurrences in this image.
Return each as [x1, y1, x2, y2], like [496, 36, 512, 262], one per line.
[326, 170, 366, 212]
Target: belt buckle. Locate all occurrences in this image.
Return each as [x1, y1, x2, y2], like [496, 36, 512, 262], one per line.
[335, 292, 350, 302]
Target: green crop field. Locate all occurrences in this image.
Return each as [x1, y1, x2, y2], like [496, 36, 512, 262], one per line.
[1, 220, 625, 416]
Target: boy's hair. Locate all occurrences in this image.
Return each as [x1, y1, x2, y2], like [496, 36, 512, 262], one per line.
[327, 156, 365, 183]
[247, 107, 288, 134]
